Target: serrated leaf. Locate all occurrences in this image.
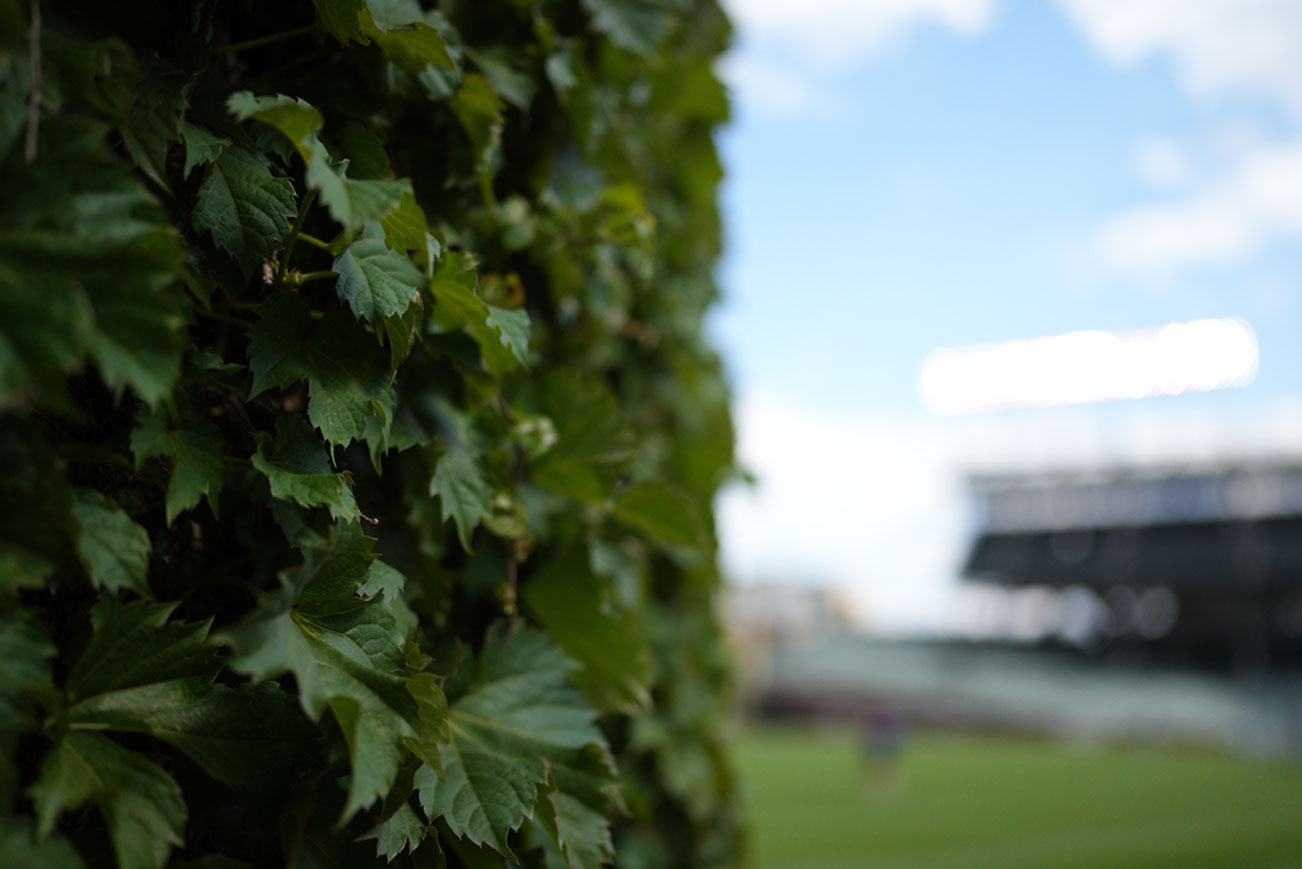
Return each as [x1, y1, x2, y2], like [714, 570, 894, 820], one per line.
[82, 267, 189, 406]
[331, 120, 393, 180]
[531, 752, 618, 869]
[180, 121, 229, 177]
[192, 145, 296, 277]
[318, 173, 411, 237]
[363, 13, 454, 73]
[0, 612, 54, 751]
[66, 601, 219, 700]
[0, 818, 85, 869]
[30, 731, 185, 869]
[531, 371, 632, 503]
[361, 802, 427, 861]
[251, 416, 360, 522]
[70, 489, 151, 598]
[119, 60, 185, 189]
[415, 623, 616, 861]
[523, 548, 652, 714]
[485, 305, 530, 366]
[247, 294, 390, 445]
[379, 191, 429, 252]
[465, 46, 535, 109]
[227, 93, 324, 159]
[428, 450, 491, 553]
[131, 406, 225, 524]
[611, 480, 702, 549]
[581, 0, 679, 55]
[228, 95, 412, 236]
[63, 601, 313, 789]
[333, 229, 425, 323]
[222, 525, 420, 823]
[0, 117, 186, 408]
[0, 544, 53, 595]
[403, 673, 450, 775]
[312, 0, 368, 43]
[452, 74, 502, 192]
[383, 302, 421, 368]
[429, 255, 520, 378]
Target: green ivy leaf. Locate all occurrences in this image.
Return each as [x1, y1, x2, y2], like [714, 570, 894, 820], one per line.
[611, 480, 703, 549]
[466, 46, 536, 109]
[312, 0, 368, 44]
[451, 74, 503, 193]
[531, 371, 632, 503]
[332, 228, 425, 323]
[222, 524, 422, 823]
[379, 191, 429, 252]
[0, 818, 85, 869]
[251, 416, 360, 522]
[180, 121, 229, 177]
[361, 802, 428, 861]
[192, 145, 296, 277]
[318, 174, 411, 238]
[0, 118, 186, 408]
[330, 120, 394, 180]
[61, 601, 313, 789]
[228, 92, 413, 237]
[581, 0, 679, 56]
[429, 254, 521, 378]
[70, 489, 151, 598]
[484, 305, 530, 366]
[428, 450, 491, 553]
[30, 731, 185, 869]
[247, 294, 390, 446]
[402, 672, 450, 776]
[0, 613, 55, 764]
[226, 92, 325, 156]
[66, 601, 219, 700]
[523, 548, 652, 714]
[415, 622, 616, 861]
[119, 60, 185, 190]
[382, 302, 422, 369]
[131, 406, 225, 524]
[531, 749, 619, 869]
[363, 14, 454, 73]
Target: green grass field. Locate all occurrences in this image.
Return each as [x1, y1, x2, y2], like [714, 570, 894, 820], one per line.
[734, 726, 1302, 868]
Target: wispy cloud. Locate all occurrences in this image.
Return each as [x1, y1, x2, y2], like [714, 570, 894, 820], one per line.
[1093, 143, 1302, 274]
[1059, 0, 1302, 277]
[1058, 0, 1302, 114]
[719, 0, 994, 116]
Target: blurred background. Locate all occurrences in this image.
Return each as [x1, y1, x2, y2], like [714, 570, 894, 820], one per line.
[707, 0, 1302, 865]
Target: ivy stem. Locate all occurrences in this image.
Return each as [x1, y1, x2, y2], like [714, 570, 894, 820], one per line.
[297, 232, 332, 251]
[216, 24, 315, 55]
[24, 0, 41, 164]
[297, 270, 336, 284]
[276, 188, 318, 286]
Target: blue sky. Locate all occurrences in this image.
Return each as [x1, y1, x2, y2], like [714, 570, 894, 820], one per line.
[709, 0, 1302, 630]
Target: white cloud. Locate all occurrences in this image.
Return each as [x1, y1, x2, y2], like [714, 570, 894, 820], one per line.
[724, 0, 992, 69]
[1057, 0, 1302, 113]
[1092, 142, 1302, 274]
[716, 390, 965, 631]
[1133, 137, 1191, 190]
[719, 0, 994, 116]
[1058, 1, 1302, 276]
[716, 52, 818, 116]
[717, 387, 1302, 633]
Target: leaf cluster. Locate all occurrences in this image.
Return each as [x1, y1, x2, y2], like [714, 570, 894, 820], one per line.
[0, 0, 741, 866]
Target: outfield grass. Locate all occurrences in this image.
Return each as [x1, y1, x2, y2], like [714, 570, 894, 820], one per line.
[734, 726, 1302, 868]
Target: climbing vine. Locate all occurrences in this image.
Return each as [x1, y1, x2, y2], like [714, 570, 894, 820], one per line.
[0, 0, 741, 865]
